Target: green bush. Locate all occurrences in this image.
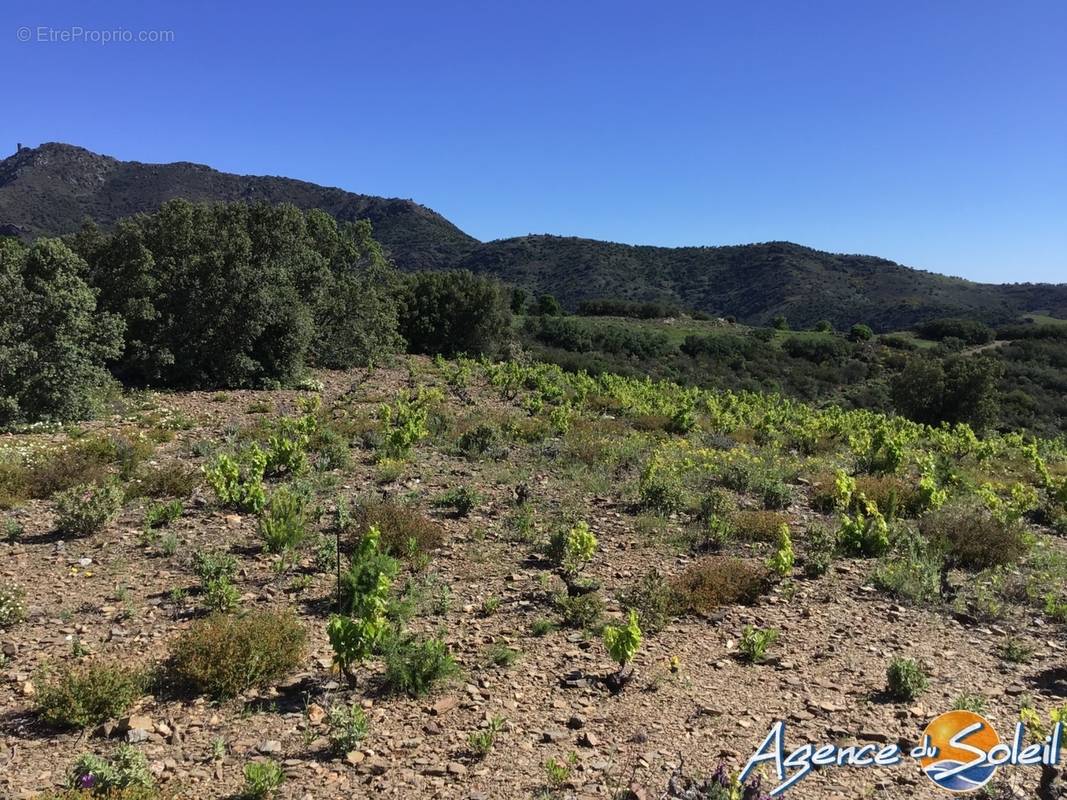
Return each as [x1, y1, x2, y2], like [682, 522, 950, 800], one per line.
[738, 625, 778, 663]
[203, 446, 267, 513]
[36, 661, 146, 728]
[241, 759, 284, 800]
[258, 485, 308, 554]
[399, 270, 512, 357]
[326, 703, 370, 754]
[886, 657, 927, 701]
[168, 609, 305, 699]
[382, 632, 459, 697]
[432, 485, 482, 517]
[0, 238, 123, 425]
[54, 483, 124, 536]
[68, 744, 153, 793]
[143, 499, 182, 529]
[554, 591, 604, 629]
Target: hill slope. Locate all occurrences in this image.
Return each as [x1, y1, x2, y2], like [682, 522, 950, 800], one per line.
[0, 142, 477, 270]
[459, 236, 1067, 331]
[2, 143, 1065, 330]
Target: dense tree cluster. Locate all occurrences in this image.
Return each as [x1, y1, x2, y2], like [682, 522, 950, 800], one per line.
[576, 298, 682, 319]
[1, 201, 514, 425]
[0, 238, 124, 425]
[913, 317, 994, 346]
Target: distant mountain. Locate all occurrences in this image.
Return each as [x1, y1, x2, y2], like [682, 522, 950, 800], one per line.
[457, 235, 1067, 331]
[2, 143, 1064, 331]
[0, 143, 476, 270]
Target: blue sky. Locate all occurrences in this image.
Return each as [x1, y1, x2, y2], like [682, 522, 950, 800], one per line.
[3, 0, 1065, 283]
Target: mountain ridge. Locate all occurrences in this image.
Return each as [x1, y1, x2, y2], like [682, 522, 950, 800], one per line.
[2, 142, 1065, 331]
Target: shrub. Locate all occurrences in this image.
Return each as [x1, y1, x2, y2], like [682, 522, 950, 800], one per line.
[36, 661, 146, 728]
[382, 632, 459, 697]
[802, 523, 837, 578]
[670, 557, 769, 615]
[603, 609, 642, 669]
[326, 703, 370, 754]
[697, 488, 735, 522]
[872, 527, 942, 604]
[352, 499, 443, 558]
[68, 744, 153, 793]
[759, 478, 792, 510]
[886, 657, 927, 701]
[468, 716, 505, 759]
[920, 499, 1027, 571]
[738, 625, 778, 663]
[339, 526, 399, 616]
[0, 238, 123, 426]
[456, 424, 502, 459]
[848, 323, 874, 342]
[837, 501, 890, 557]
[258, 485, 308, 554]
[0, 582, 26, 628]
[854, 475, 924, 518]
[143, 499, 182, 529]
[127, 463, 198, 499]
[619, 569, 673, 634]
[169, 609, 305, 699]
[432, 485, 482, 517]
[204, 444, 267, 513]
[547, 521, 598, 578]
[554, 591, 604, 629]
[54, 483, 124, 536]
[241, 759, 284, 800]
[731, 510, 788, 542]
[399, 270, 512, 357]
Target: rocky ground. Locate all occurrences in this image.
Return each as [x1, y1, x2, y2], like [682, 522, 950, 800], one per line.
[0, 360, 1063, 799]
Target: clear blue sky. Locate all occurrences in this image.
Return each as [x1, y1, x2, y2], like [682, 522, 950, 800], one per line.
[4, 0, 1065, 283]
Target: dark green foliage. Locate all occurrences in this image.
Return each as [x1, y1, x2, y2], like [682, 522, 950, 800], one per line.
[0, 238, 123, 425]
[915, 317, 994, 346]
[399, 270, 512, 357]
[891, 355, 1002, 430]
[74, 200, 402, 388]
[813, 319, 833, 332]
[849, 323, 874, 342]
[771, 315, 789, 331]
[534, 293, 562, 316]
[577, 298, 682, 318]
[381, 632, 459, 697]
[526, 316, 672, 359]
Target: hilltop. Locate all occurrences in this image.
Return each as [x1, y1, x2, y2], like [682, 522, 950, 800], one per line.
[2, 143, 1066, 330]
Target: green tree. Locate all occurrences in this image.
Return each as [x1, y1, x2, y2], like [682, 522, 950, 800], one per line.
[813, 319, 833, 332]
[891, 355, 1002, 430]
[535, 293, 562, 317]
[0, 238, 124, 424]
[771, 315, 789, 331]
[849, 323, 874, 342]
[399, 270, 512, 357]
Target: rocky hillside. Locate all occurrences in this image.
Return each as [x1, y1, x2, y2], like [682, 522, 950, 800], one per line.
[0, 143, 476, 271]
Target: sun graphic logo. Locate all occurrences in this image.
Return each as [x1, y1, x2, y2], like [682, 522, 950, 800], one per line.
[919, 710, 1001, 792]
